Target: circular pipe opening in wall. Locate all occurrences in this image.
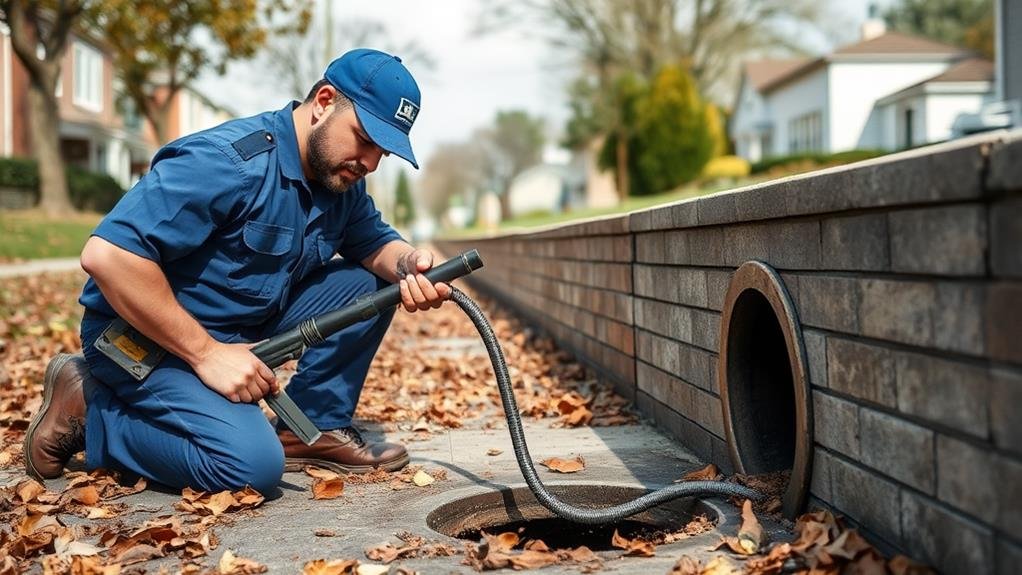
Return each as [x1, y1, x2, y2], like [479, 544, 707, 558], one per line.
[719, 261, 812, 518]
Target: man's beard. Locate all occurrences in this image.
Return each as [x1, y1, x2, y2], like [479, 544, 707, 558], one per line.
[307, 117, 367, 194]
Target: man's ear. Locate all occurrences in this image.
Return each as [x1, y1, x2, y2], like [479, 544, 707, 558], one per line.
[312, 85, 337, 123]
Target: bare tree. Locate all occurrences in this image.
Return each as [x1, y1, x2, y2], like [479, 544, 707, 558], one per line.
[0, 0, 87, 216]
[262, 6, 435, 100]
[418, 140, 488, 223]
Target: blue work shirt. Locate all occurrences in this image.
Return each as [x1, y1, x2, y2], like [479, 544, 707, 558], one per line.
[79, 101, 402, 337]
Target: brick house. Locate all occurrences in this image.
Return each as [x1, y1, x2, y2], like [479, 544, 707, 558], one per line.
[0, 22, 232, 191]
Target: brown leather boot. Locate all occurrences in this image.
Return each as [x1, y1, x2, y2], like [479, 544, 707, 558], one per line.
[278, 426, 409, 474]
[24, 353, 89, 481]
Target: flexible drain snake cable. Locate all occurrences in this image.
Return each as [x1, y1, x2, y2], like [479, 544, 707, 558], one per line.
[251, 250, 763, 524]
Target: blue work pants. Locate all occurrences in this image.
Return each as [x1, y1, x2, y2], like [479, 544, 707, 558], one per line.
[79, 259, 395, 494]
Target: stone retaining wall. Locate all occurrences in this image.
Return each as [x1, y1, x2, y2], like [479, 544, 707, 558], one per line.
[437, 130, 1022, 574]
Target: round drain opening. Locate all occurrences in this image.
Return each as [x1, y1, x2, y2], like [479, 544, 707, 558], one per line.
[427, 485, 717, 550]
[719, 261, 812, 519]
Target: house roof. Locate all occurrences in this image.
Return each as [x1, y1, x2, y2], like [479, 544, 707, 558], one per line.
[751, 32, 966, 95]
[876, 57, 994, 105]
[924, 57, 994, 82]
[833, 31, 963, 56]
[743, 59, 810, 91]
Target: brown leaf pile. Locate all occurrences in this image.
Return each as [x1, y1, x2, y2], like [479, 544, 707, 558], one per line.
[464, 531, 603, 572]
[349, 286, 637, 432]
[175, 486, 265, 517]
[726, 509, 934, 575]
[364, 531, 458, 564]
[0, 272, 86, 469]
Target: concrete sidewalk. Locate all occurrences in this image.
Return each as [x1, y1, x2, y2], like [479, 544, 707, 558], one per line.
[0, 257, 81, 278]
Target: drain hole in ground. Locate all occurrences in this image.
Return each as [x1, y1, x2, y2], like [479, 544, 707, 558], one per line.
[428, 485, 719, 550]
[454, 518, 687, 550]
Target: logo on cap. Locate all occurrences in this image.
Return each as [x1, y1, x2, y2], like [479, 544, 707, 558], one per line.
[395, 98, 419, 127]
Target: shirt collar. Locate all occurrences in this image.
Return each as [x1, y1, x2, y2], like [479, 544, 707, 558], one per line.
[273, 101, 308, 187]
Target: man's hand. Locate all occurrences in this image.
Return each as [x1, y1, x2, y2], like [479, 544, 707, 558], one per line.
[192, 341, 279, 403]
[397, 249, 452, 312]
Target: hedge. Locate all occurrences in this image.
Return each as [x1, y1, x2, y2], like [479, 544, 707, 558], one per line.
[750, 149, 887, 174]
[0, 157, 124, 212]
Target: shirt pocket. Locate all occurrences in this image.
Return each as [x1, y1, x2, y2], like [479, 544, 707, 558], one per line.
[317, 231, 343, 265]
[227, 220, 294, 299]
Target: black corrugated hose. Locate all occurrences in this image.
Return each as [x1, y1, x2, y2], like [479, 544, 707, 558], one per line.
[449, 287, 763, 524]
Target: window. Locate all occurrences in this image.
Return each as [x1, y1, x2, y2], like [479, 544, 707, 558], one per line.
[788, 111, 823, 153]
[73, 42, 103, 112]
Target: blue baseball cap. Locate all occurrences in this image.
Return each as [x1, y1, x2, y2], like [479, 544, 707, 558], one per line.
[324, 49, 420, 169]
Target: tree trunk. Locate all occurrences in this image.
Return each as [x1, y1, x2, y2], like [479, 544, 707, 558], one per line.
[27, 82, 72, 216]
[615, 130, 629, 200]
[498, 188, 512, 221]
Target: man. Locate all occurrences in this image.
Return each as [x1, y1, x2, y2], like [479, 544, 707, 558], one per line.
[23, 49, 447, 495]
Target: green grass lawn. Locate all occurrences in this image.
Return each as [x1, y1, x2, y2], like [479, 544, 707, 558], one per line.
[444, 176, 768, 238]
[0, 209, 101, 261]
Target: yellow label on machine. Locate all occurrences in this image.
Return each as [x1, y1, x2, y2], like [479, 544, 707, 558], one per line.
[113, 334, 149, 362]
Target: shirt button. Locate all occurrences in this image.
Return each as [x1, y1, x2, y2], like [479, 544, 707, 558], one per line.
[265, 134, 273, 142]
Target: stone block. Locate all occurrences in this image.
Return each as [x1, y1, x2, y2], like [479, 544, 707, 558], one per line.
[672, 267, 709, 308]
[859, 279, 935, 347]
[889, 205, 986, 276]
[810, 448, 833, 502]
[723, 224, 770, 267]
[896, 352, 988, 437]
[630, 210, 653, 232]
[986, 282, 1022, 364]
[987, 132, 1022, 194]
[798, 275, 860, 333]
[826, 338, 896, 407]
[830, 456, 901, 543]
[769, 220, 823, 269]
[650, 206, 674, 230]
[860, 409, 935, 493]
[636, 232, 666, 263]
[677, 343, 714, 392]
[803, 329, 827, 387]
[998, 538, 1022, 575]
[813, 392, 860, 457]
[705, 270, 733, 311]
[990, 367, 1022, 455]
[995, 456, 1022, 534]
[858, 142, 985, 207]
[991, 198, 1022, 278]
[664, 230, 691, 265]
[936, 435, 997, 523]
[690, 309, 720, 352]
[933, 282, 986, 356]
[692, 388, 725, 438]
[697, 191, 737, 225]
[687, 227, 725, 266]
[671, 201, 699, 228]
[735, 183, 793, 221]
[821, 213, 890, 271]
[901, 490, 994, 575]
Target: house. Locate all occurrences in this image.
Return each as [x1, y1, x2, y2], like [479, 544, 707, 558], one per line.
[730, 20, 995, 162]
[0, 23, 232, 191]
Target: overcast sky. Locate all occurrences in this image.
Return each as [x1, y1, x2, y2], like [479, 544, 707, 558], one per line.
[195, 0, 877, 184]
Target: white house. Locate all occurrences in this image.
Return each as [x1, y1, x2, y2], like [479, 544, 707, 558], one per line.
[730, 23, 994, 162]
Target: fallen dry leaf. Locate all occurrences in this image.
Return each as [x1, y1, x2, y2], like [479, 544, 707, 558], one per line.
[302, 559, 359, 575]
[486, 448, 502, 456]
[218, 549, 267, 574]
[611, 529, 655, 557]
[312, 477, 345, 500]
[411, 470, 435, 487]
[679, 463, 722, 482]
[539, 455, 585, 473]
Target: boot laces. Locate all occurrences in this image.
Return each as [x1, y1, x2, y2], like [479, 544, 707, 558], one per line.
[55, 417, 85, 455]
[336, 426, 366, 447]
